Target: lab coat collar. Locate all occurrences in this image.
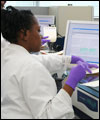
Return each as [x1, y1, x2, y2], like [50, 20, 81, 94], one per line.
[8, 43, 29, 54]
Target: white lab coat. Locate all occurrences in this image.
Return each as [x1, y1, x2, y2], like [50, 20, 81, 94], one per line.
[1, 33, 10, 49]
[1, 44, 75, 119]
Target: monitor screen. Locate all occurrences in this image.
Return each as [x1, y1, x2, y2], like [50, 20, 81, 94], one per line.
[35, 15, 55, 36]
[64, 21, 99, 64]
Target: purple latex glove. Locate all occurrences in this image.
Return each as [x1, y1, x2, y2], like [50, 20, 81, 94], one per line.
[77, 61, 92, 74]
[71, 55, 99, 68]
[87, 63, 99, 68]
[41, 36, 50, 45]
[71, 55, 85, 64]
[65, 61, 93, 90]
[79, 61, 99, 73]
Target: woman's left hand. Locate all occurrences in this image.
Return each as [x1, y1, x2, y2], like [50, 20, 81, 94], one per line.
[41, 36, 50, 45]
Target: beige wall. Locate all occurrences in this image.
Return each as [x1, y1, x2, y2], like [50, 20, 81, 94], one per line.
[49, 6, 94, 36]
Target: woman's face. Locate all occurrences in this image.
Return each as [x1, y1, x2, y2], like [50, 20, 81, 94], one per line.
[27, 23, 41, 52]
[18, 17, 42, 53]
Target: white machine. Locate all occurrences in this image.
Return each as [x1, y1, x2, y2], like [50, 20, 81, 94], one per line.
[72, 81, 99, 119]
[43, 26, 57, 42]
[63, 20, 99, 119]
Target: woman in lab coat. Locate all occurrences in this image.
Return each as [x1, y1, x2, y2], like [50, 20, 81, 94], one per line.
[1, 6, 98, 119]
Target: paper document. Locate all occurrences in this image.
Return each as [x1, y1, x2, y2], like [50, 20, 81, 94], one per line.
[43, 26, 57, 42]
[54, 50, 63, 55]
[40, 50, 63, 55]
[86, 68, 99, 75]
[49, 50, 63, 55]
[81, 80, 99, 87]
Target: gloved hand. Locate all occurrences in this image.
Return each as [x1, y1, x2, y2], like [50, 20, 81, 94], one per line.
[71, 55, 99, 68]
[77, 61, 92, 74]
[65, 61, 92, 90]
[87, 63, 99, 68]
[79, 61, 99, 73]
[41, 36, 50, 45]
[71, 55, 85, 64]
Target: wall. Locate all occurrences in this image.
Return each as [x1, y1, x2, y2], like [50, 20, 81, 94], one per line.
[15, 7, 49, 15]
[49, 6, 94, 36]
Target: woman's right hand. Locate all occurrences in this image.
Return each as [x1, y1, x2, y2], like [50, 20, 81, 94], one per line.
[65, 61, 92, 90]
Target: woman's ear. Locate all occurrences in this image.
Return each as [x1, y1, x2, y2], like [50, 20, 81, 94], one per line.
[19, 29, 29, 41]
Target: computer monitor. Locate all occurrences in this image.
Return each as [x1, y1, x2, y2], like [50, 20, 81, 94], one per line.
[63, 20, 99, 64]
[35, 15, 55, 35]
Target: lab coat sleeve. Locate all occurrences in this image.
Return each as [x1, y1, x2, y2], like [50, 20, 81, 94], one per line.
[20, 61, 74, 119]
[35, 54, 71, 75]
